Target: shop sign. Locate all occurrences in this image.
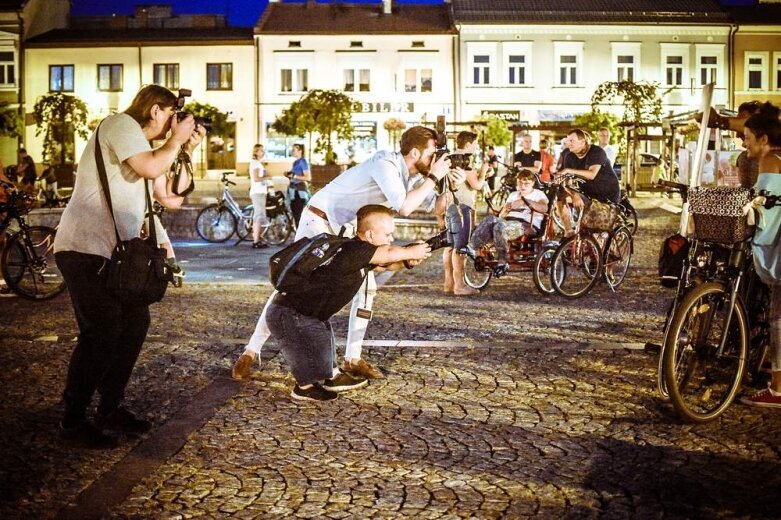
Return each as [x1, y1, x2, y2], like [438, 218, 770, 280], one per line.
[481, 110, 520, 123]
[353, 102, 414, 113]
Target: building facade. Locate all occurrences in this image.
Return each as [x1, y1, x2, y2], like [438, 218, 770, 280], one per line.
[730, 1, 781, 108]
[23, 5, 254, 173]
[452, 0, 732, 150]
[255, 0, 456, 166]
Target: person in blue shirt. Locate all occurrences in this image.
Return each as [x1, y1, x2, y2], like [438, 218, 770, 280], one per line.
[286, 143, 311, 225]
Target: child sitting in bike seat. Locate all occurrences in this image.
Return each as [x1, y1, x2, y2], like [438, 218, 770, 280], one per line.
[469, 169, 548, 276]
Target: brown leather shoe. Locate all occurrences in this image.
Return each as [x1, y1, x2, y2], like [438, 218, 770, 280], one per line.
[342, 358, 383, 379]
[232, 353, 255, 380]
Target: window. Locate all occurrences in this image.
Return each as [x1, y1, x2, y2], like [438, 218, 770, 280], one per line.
[559, 55, 577, 85]
[508, 55, 526, 85]
[280, 68, 308, 93]
[611, 42, 640, 84]
[699, 56, 717, 86]
[49, 65, 74, 92]
[775, 53, 781, 91]
[666, 56, 684, 86]
[746, 53, 768, 91]
[349, 41, 363, 48]
[153, 63, 179, 90]
[206, 63, 232, 90]
[404, 68, 432, 93]
[0, 51, 14, 86]
[617, 55, 635, 82]
[288, 41, 301, 48]
[411, 41, 425, 48]
[554, 41, 583, 86]
[343, 68, 370, 92]
[97, 64, 122, 91]
[472, 55, 490, 85]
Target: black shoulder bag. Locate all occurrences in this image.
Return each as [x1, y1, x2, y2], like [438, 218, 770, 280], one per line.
[95, 123, 173, 306]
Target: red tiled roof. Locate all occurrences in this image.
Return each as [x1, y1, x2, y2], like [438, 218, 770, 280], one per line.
[256, 2, 455, 35]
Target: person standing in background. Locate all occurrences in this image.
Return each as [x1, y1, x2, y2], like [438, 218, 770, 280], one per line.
[249, 144, 270, 249]
[538, 139, 554, 182]
[286, 143, 311, 225]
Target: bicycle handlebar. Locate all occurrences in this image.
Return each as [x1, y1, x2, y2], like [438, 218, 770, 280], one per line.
[220, 171, 236, 187]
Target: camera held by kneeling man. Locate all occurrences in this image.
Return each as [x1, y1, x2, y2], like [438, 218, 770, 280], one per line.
[265, 204, 432, 402]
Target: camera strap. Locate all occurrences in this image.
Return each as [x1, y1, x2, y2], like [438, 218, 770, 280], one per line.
[171, 147, 196, 197]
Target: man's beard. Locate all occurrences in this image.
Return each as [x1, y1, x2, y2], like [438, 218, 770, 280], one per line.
[414, 157, 432, 175]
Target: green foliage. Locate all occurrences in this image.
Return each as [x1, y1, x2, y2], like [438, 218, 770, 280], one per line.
[272, 89, 355, 164]
[591, 81, 670, 124]
[181, 101, 230, 137]
[478, 115, 512, 148]
[572, 110, 621, 144]
[0, 101, 21, 139]
[33, 93, 89, 165]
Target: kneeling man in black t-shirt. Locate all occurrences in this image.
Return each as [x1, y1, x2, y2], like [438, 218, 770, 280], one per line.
[266, 205, 432, 402]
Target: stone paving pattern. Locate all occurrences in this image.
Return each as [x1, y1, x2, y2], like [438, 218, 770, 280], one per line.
[1, 196, 780, 518]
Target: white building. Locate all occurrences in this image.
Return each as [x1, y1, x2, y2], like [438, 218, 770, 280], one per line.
[23, 5, 254, 173]
[255, 0, 456, 165]
[452, 0, 732, 148]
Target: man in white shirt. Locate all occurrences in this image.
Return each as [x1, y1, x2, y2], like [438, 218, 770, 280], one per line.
[597, 127, 617, 168]
[233, 126, 465, 381]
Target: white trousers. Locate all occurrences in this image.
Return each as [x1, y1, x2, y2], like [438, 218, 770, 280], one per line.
[245, 208, 376, 361]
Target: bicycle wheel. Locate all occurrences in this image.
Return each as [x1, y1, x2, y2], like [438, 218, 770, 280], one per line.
[463, 251, 493, 290]
[195, 204, 236, 243]
[663, 282, 748, 422]
[236, 204, 253, 241]
[550, 233, 602, 299]
[604, 226, 632, 289]
[532, 243, 557, 295]
[487, 189, 510, 213]
[263, 212, 293, 246]
[1, 226, 66, 300]
[623, 204, 639, 236]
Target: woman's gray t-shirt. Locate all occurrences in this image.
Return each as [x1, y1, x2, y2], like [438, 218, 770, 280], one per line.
[54, 113, 153, 259]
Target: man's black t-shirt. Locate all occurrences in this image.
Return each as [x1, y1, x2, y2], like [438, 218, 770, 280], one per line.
[281, 238, 378, 321]
[563, 145, 620, 203]
[514, 150, 541, 168]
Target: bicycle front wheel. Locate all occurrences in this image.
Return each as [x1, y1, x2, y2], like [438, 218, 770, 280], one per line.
[263, 212, 293, 245]
[663, 282, 748, 422]
[604, 226, 633, 289]
[2, 226, 66, 300]
[196, 204, 236, 242]
[532, 243, 557, 295]
[463, 251, 493, 290]
[236, 204, 253, 242]
[550, 233, 602, 299]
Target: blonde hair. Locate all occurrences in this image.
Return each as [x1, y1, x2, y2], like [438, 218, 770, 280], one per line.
[252, 144, 264, 159]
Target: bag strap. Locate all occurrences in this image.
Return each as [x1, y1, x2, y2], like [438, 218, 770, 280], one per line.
[95, 121, 159, 246]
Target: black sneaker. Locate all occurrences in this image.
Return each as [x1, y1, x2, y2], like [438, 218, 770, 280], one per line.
[96, 407, 152, 434]
[323, 373, 368, 392]
[291, 383, 338, 402]
[59, 420, 118, 450]
[493, 263, 510, 278]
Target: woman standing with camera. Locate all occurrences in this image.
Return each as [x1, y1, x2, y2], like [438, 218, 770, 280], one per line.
[249, 144, 270, 248]
[54, 85, 204, 449]
[287, 143, 311, 225]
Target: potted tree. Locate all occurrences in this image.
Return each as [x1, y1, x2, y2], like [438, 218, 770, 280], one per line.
[272, 89, 354, 188]
[32, 93, 89, 181]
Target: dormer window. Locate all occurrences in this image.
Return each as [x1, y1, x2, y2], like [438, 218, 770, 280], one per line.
[288, 41, 302, 48]
[350, 41, 363, 48]
[412, 41, 425, 48]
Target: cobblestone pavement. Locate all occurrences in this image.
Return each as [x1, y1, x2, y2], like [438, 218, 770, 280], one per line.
[1, 195, 780, 518]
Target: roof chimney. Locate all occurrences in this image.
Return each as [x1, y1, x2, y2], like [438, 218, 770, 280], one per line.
[383, 0, 392, 15]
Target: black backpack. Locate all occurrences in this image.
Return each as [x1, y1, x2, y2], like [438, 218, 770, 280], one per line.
[658, 233, 689, 288]
[269, 232, 352, 295]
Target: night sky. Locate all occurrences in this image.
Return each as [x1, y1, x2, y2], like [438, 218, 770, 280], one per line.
[70, 0, 758, 28]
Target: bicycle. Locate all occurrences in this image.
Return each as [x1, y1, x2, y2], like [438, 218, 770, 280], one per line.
[0, 181, 66, 300]
[660, 189, 776, 422]
[195, 172, 294, 245]
[463, 172, 574, 295]
[549, 194, 633, 299]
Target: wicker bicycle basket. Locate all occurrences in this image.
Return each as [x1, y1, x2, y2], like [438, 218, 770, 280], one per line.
[688, 186, 752, 244]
